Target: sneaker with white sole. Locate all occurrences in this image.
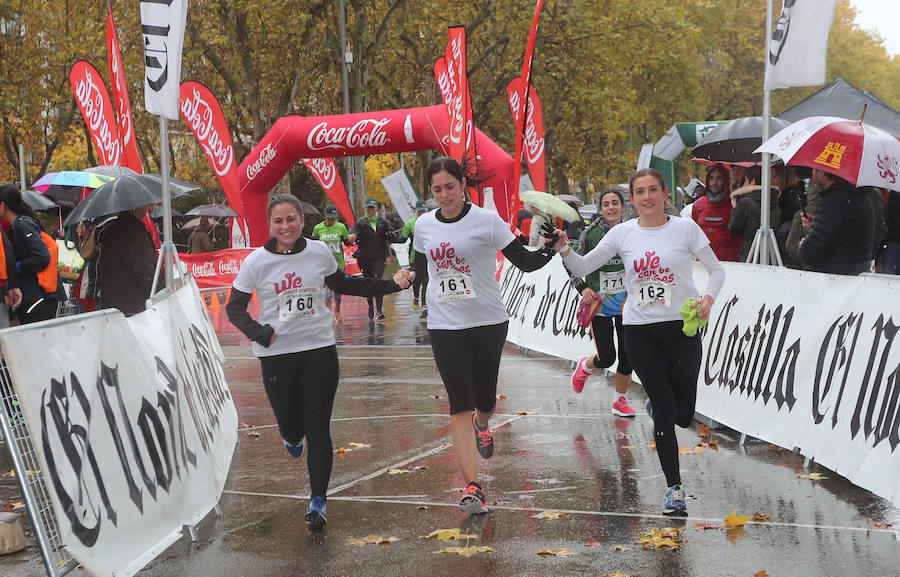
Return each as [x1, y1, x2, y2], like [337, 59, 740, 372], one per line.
[459, 482, 488, 514]
[305, 496, 327, 527]
[571, 356, 593, 393]
[663, 484, 687, 516]
[611, 396, 636, 417]
[284, 437, 305, 458]
[472, 412, 494, 459]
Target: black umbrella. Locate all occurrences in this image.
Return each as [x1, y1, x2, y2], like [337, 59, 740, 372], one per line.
[64, 174, 200, 225]
[691, 116, 791, 166]
[84, 165, 199, 197]
[22, 189, 58, 211]
[185, 203, 241, 217]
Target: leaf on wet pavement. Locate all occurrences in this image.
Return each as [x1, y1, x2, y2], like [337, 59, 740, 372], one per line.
[698, 423, 711, 440]
[724, 510, 752, 527]
[334, 447, 346, 454]
[438, 546, 492, 557]
[613, 545, 630, 552]
[348, 442, 371, 449]
[601, 573, 631, 577]
[246, 431, 261, 438]
[348, 535, 400, 545]
[866, 519, 893, 531]
[532, 511, 568, 519]
[496, 394, 507, 399]
[638, 527, 683, 550]
[621, 445, 637, 449]
[678, 445, 704, 454]
[586, 539, 603, 547]
[388, 468, 410, 475]
[422, 528, 478, 541]
[691, 522, 724, 531]
[2, 502, 25, 511]
[517, 410, 539, 415]
[752, 512, 773, 521]
[649, 440, 657, 450]
[536, 549, 575, 557]
[797, 472, 827, 480]
[755, 571, 771, 577]
[239, 422, 251, 428]
[533, 478, 562, 484]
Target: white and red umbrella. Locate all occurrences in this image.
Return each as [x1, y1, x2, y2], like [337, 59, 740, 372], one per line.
[755, 115, 900, 191]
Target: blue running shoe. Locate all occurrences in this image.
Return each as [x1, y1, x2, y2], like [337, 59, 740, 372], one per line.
[663, 484, 687, 516]
[306, 496, 327, 527]
[284, 437, 305, 458]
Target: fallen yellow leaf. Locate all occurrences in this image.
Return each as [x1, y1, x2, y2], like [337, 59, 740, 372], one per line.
[422, 528, 478, 541]
[335, 447, 346, 454]
[613, 545, 630, 552]
[866, 519, 893, 530]
[496, 394, 507, 399]
[517, 410, 539, 415]
[752, 512, 773, 521]
[698, 424, 710, 439]
[639, 527, 683, 550]
[797, 472, 828, 480]
[587, 539, 602, 547]
[602, 573, 631, 577]
[536, 549, 575, 557]
[724, 510, 752, 527]
[438, 546, 492, 557]
[649, 440, 657, 450]
[532, 511, 568, 519]
[388, 468, 410, 475]
[621, 445, 637, 449]
[755, 571, 771, 577]
[347, 535, 399, 545]
[348, 442, 371, 449]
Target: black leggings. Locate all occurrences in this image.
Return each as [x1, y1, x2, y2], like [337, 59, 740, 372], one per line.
[357, 257, 386, 310]
[590, 315, 632, 375]
[624, 321, 701, 487]
[429, 321, 508, 415]
[412, 268, 428, 306]
[259, 345, 339, 497]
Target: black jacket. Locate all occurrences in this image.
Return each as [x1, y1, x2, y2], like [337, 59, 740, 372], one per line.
[887, 190, 900, 243]
[11, 215, 58, 306]
[98, 211, 157, 316]
[797, 179, 874, 275]
[351, 216, 395, 261]
[728, 185, 781, 262]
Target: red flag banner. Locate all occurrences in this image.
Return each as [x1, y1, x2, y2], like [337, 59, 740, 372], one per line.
[511, 0, 545, 222]
[506, 77, 546, 192]
[301, 157, 355, 225]
[445, 26, 480, 206]
[180, 81, 243, 215]
[433, 57, 454, 155]
[69, 61, 122, 167]
[106, 10, 143, 173]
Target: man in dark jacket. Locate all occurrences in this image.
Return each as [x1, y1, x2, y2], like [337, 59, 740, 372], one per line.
[884, 189, 900, 274]
[797, 169, 874, 275]
[99, 204, 158, 316]
[728, 165, 781, 262]
[351, 197, 397, 320]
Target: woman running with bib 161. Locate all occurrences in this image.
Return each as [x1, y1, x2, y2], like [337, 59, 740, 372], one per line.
[549, 168, 725, 516]
[411, 157, 556, 514]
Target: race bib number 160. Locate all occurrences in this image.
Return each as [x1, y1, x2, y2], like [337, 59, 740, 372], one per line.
[278, 287, 320, 321]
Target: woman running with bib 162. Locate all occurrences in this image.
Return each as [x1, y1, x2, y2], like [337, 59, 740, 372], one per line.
[411, 157, 557, 514]
[549, 168, 725, 517]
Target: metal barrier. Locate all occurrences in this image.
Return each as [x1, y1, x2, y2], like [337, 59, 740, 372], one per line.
[0, 359, 79, 576]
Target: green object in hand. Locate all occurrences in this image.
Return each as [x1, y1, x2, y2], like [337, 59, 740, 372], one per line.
[680, 298, 709, 337]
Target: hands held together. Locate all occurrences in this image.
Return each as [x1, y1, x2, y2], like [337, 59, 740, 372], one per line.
[393, 269, 416, 289]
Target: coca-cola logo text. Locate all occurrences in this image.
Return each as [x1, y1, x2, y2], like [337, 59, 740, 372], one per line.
[523, 95, 544, 164]
[74, 68, 121, 166]
[306, 118, 390, 152]
[246, 143, 276, 182]
[304, 157, 337, 189]
[182, 87, 235, 177]
[190, 259, 241, 278]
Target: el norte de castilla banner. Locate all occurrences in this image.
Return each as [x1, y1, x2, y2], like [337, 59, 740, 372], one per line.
[499, 256, 900, 506]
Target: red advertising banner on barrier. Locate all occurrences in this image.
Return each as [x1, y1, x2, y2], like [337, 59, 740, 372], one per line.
[506, 77, 546, 192]
[511, 0, 545, 222]
[302, 157, 355, 225]
[106, 10, 143, 173]
[179, 248, 253, 289]
[180, 81, 243, 214]
[69, 61, 122, 167]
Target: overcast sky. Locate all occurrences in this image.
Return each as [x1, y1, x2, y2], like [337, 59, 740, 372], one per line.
[850, 0, 900, 56]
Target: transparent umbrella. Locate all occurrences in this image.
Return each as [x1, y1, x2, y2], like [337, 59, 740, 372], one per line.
[64, 174, 200, 225]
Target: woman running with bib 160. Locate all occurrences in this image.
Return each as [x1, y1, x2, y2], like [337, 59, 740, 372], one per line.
[550, 168, 725, 517]
[411, 157, 556, 514]
[226, 194, 412, 528]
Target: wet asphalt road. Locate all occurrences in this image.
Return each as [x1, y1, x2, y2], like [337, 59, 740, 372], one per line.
[2, 289, 899, 577]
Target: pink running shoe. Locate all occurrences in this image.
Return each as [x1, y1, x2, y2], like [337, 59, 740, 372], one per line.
[571, 357, 592, 393]
[612, 396, 636, 417]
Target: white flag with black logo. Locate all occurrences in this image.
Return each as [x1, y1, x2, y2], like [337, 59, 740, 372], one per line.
[764, 0, 837, 91]
[140, 0, 188, 120]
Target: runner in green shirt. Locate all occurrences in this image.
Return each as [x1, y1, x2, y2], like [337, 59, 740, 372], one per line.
[312, 205, 352, 322]
[400, 200, 429, 317]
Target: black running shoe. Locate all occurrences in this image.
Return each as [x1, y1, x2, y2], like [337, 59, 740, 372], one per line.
[472, 412, 494, 459]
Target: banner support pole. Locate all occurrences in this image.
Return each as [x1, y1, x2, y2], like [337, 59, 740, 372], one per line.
[159, 116, 175, 289]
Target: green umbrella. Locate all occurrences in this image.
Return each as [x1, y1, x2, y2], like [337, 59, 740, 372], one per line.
[519, 190, 580, 223]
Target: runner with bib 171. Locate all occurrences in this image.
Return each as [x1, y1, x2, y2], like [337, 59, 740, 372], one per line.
[410, 157, 557, 515]
[547, 168, 725, 517]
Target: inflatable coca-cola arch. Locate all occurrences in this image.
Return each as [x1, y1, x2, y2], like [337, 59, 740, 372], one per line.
[236, 104, 515, 245]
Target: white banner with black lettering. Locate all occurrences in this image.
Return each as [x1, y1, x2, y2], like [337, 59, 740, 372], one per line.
[0, 280, 237, 577]
[499, 256, 900, 506]
[381, 169, 419, 223]
[140, 0, 188, 120]
[764, 0, 837, 90]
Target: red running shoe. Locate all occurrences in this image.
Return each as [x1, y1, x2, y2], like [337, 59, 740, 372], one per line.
[472, 412, 494, 459]
[571, 357, 592, 393]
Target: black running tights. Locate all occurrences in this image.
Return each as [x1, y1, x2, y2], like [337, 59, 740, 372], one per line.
[259, 346, 339, 497]
[624, 321, 701, 487]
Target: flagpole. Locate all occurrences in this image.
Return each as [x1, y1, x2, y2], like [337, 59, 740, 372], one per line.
[159, 116, 174, 289]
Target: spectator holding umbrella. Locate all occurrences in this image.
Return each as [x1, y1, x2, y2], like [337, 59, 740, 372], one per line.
[188, 216, 216, 254]
[99, 204, 157, 316]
